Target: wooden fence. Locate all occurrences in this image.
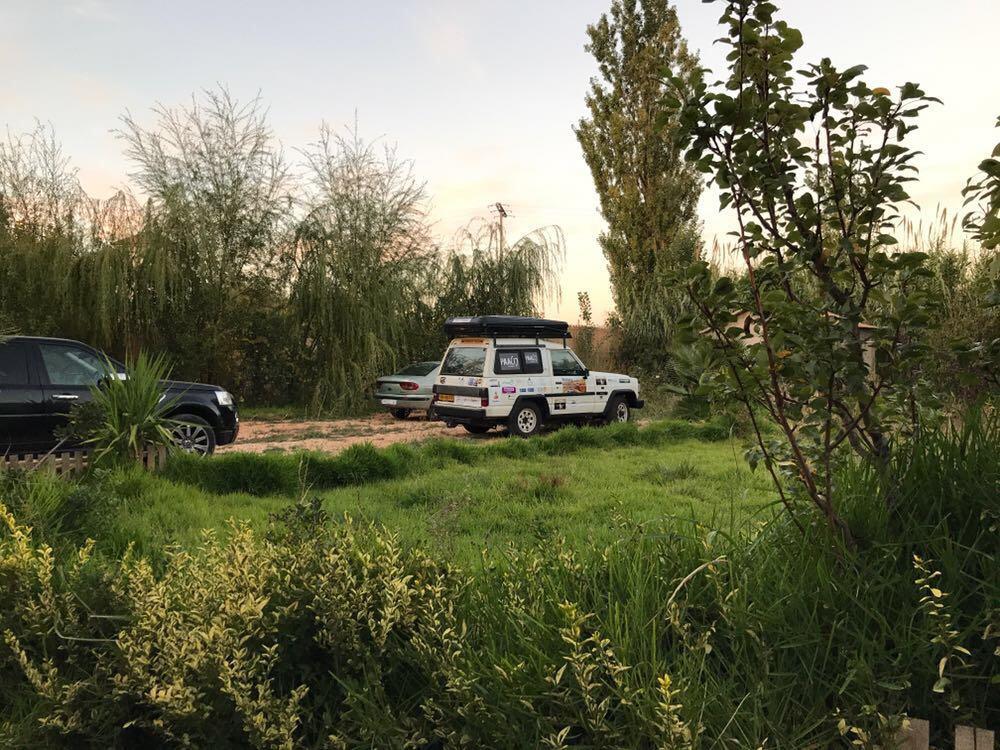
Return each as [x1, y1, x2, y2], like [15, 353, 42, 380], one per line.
[1, 444, 169, 476]
[898, 719, 994, 749]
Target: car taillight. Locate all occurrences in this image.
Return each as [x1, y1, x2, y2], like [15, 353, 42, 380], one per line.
[400, 381, 419, 391]
[481, 397, 489, 407]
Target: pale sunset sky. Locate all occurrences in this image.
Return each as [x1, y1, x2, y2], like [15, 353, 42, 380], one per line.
[3, 0, 998, 321]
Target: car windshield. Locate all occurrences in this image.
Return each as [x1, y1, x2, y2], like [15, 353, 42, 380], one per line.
[441, 347, 486, 377]
[396, 361, 438, 376]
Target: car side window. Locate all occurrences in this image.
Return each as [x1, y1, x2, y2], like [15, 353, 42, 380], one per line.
[0, 343, 30, 385]
[496, 350, 522, 374]
[521, 349, 543, 374]
[550, 349, 584, 377]
[38, 344, 109, 386]
[495, 349, 544, 375]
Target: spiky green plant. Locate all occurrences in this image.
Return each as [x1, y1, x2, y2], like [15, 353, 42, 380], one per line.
[64, 352, 178, 466]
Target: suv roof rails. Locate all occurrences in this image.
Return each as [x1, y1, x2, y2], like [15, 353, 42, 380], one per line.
[444, 316, 571, 339]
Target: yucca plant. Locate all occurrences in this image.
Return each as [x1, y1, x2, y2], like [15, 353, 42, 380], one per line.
[63, 352, 178, 466]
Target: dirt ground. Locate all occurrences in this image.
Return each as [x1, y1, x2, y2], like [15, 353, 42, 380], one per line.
[220, 412, 487, 454]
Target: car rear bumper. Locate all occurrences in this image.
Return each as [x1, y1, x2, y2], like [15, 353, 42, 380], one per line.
[375, 393, 432, 410]
[432, 404, 504, 427]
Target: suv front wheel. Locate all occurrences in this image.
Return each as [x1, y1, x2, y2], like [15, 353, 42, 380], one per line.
[607, 396, 631, 424]
[508, 402, 543, 438]
[170, 414, 217, 455]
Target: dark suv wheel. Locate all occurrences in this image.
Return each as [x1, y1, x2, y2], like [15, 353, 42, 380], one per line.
[170, 414, 217, 455]
[508, 402, 543, 438]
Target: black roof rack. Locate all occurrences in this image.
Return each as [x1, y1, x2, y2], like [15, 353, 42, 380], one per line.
[444, 316, 571, 339]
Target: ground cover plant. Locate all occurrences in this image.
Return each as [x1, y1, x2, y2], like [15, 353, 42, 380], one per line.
[0, 414, 995, 748]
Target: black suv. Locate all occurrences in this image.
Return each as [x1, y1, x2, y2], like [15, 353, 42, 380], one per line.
[0, 336, 238, 455]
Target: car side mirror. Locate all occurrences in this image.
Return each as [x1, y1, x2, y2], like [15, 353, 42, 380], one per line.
[582, 368, 590, 379]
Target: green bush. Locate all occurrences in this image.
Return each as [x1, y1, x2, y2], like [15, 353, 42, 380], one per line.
[1, 416, 996, 747]
[166, 450, 300, 495]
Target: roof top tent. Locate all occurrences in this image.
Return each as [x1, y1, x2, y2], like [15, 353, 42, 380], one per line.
[444, 316, 571, 344]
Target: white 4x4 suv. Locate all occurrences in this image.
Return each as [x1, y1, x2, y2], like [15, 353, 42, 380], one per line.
[432, 316, 643, 437]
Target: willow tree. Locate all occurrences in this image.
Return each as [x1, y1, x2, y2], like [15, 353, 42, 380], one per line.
[0, 123, 85, 336]
[435, 219, 563, 312]
[575, 0, 702, 369]
[290, 126, 435, 412]
[116, 87, 291, 389]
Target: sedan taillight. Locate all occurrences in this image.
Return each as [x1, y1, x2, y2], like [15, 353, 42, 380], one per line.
[400, 381, 419, 391]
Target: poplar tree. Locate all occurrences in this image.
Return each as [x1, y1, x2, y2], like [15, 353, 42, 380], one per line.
[575, 0, 702, 368]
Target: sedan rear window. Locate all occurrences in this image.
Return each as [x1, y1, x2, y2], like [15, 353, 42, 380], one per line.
[441, 347, 486, 376]
[396, 361, 438, 376]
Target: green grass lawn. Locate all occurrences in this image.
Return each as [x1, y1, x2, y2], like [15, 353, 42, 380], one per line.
[99, 435, 774, 566]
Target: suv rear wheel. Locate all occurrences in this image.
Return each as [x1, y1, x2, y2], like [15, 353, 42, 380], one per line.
[508, 402, 543, 438]
[170, 414, 216, 456]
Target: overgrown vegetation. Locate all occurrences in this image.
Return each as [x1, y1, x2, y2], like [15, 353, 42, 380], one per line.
[1, 416, 995, 747]
[2, 0, 998, 744]
[163, 418, 732, 497]
[0, 96, 563, 413]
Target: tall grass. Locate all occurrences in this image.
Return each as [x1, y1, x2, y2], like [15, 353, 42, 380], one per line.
[163, 418, 734, 496]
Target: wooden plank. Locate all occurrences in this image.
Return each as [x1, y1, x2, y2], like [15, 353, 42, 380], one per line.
[896, 718, 929, 750]
[1, 448, 93, 477]
[957, 725, 977, 750]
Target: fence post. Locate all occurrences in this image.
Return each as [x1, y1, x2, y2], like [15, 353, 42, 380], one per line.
[897, 718, 930, 750]
[956, 725, 996, 750]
